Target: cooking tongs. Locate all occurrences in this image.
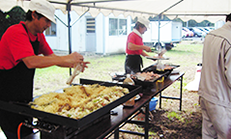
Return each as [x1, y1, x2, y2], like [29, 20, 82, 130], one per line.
[151, 47, 167, 57]
[66, 63, 83, 85]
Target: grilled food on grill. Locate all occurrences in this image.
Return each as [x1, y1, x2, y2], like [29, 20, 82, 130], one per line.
[135, 72, 161, 81]
[163, 64, 174, 70]
[31, 84, 129, 119]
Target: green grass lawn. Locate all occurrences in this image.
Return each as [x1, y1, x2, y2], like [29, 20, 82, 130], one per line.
[33, 41, 203, 97]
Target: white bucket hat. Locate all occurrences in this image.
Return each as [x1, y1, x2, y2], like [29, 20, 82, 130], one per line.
[29, 0, 56, 23]
[137, 16, 150, 29]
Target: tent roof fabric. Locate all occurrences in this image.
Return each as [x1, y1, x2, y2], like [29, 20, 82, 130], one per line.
[0, 0, 229, 22]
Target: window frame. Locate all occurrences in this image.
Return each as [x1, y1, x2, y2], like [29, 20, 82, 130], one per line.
[109, 18, 127, 36]
[45, 21, 57, 36]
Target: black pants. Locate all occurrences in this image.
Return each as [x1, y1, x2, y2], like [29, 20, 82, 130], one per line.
[124, 55, 143, 74]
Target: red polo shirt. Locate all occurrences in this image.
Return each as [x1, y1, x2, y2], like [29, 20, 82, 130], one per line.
[126, 32, 143, 55]
[0, 21, 53, 70]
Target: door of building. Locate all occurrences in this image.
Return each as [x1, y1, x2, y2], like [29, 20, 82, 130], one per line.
[86, 17, 96, 52]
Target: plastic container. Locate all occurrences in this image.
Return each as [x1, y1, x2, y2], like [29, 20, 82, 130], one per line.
[149, 97, 158, 111]
[123, 74, 135, 107]
[123, 97, 135, 107]
[123, 74, 135, 85]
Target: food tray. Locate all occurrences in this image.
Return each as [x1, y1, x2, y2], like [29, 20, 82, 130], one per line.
[0, 79, 142, 130]
[133, 73, 165, 89]
[110, 72, 165, 89]
[142, 64, 180, 78]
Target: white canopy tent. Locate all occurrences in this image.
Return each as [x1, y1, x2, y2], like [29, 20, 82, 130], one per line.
[0, 0, 229, 22]
[0, 0, 229, 53]
[0, 0, 229, 75]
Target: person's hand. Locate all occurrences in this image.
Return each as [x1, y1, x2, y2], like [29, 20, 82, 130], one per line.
[70, 52, 90, 72]
[80, 61, 90, 72]
[70, 52, 84, 64]
[60, 52, 85, 68]
[71, 52, 90, 68]
[66, 56, 90, 85]
[143, 45, 152, 52]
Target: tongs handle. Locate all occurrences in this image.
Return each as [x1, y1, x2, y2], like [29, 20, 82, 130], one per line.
[158, 49, 167, 57]
[66, 63, 83, 85]
[151, 47, 166, 55]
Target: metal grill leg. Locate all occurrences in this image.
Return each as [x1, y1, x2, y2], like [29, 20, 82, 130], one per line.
[114, 128, 119, 139]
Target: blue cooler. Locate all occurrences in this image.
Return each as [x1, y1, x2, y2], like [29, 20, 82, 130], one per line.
[149, 97, 158, 111]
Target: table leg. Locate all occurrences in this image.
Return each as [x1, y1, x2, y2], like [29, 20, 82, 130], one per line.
[144, 104, 149, 139]
[179, 76, 183, 111]
[159, 75, 184, 111]
[159, 91, 162, 109]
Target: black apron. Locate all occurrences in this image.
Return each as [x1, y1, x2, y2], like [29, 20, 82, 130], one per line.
[0, 23, 39, 139]
[124, 55, 143, 74]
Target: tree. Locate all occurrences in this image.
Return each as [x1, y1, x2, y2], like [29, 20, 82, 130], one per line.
[148, 15, 214, 27]
[0, 6, 26, 39]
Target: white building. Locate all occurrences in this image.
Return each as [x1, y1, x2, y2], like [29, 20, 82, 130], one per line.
[45, 10, 132, 55]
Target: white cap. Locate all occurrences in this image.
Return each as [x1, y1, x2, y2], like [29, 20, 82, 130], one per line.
[29, 0, 56, 23]
[137, 16, 150, 29]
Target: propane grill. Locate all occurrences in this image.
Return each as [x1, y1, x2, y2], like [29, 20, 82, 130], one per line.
[0, 78, 142, 138]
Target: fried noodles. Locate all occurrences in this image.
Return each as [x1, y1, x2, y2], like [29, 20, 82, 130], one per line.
[31, 84, 129, 119]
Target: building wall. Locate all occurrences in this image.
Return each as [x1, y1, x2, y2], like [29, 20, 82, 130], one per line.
[95, 13, 105, 54]
[71, 11, 86, 52]
[104, 14, 131, 54]
[46, 9, 68, 51]
[45, 10, 132, 54]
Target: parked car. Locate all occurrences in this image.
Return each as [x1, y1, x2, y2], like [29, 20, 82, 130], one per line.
[197, 27, 210, 34]
[188, 27, 206, 37]
[203, 27, 213, 32]
[208, 27, 215, 31]
[182, 27, 194, 37]
[182, 29, 187, 38]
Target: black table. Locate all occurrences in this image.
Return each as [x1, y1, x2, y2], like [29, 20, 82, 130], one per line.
[24, 72, 184, 139]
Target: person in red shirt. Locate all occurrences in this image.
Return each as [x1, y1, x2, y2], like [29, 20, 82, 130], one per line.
[0, 0, 89, 138]
[125, 16, 152, 74]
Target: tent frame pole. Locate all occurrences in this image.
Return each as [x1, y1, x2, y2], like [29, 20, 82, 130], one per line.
[67, 1, 72, 76]
[157, 0, 184, 49]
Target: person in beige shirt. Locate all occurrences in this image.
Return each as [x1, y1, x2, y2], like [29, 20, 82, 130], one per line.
[198, 13, 231, 139]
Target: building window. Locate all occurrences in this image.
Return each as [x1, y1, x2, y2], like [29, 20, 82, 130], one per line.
[109, 18, 127, 36]
[45, 21, 56, 36]
[86, 18, 95, 33]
